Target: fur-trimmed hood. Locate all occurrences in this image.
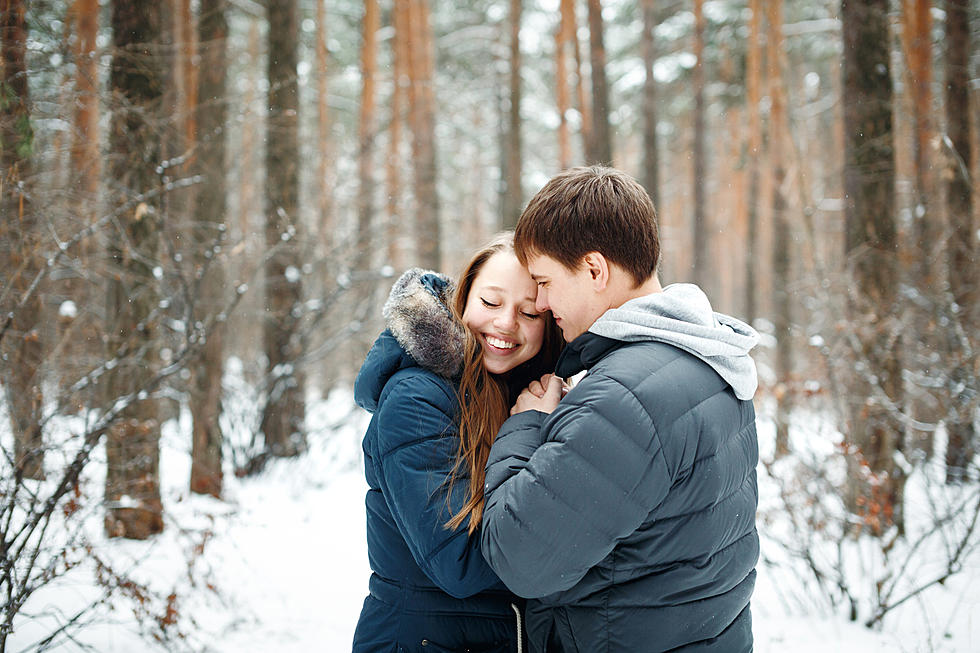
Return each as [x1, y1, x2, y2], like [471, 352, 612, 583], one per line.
[382, 268, 465, 379]
[355, 268, 465, 414]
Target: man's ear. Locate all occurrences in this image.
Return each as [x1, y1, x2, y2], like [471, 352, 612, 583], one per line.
[581, 252, 609, 291]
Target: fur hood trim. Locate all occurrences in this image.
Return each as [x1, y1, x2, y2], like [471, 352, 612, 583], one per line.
[382, 268, 465, 379]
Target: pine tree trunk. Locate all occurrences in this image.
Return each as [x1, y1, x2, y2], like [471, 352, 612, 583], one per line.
[841, 0, 904, 535]
[586, 0, 612, 165]
[1, 0, 44, 480]
[387, 0, 406, 267]
[501, 0, 523, 230]
[315, 0, 333, 258]
[905, 0, 937, 277]
[357, 0, 379, 257]
[189, 0, 228, 498]
[744, 0, 763, 325]
[691, 0, 708, 287]
[571, 2, 592, 163]
[408, 0, 440, 270]
[555, 0, 574, 169]
[767, 0, 792, 457]
[261, 0, 306, 458]
[64, 0, 102, 410]
[104, 0, 165, 539]
[944, 0, 975, 484]
[899, 0, 940, 459]
[641, 0, 659, 207]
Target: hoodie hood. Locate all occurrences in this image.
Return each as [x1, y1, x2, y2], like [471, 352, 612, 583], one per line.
[354, 268, 465, 413]
[588, 283, 759, 400]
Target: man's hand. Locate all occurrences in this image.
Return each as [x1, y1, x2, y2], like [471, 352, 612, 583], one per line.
[511, 374, 566, 415]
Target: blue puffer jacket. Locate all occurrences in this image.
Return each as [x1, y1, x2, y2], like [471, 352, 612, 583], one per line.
[352, 269, 520, 653]
[481, 285, 760, 652]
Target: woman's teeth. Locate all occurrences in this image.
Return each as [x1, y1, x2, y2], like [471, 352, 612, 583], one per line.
[486, 335, 517, 350]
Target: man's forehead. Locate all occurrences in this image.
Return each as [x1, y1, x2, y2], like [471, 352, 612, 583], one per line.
[526, 254, 560, 276]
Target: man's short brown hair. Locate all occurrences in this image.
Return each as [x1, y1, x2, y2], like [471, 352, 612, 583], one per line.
[514, 166, 660, 286]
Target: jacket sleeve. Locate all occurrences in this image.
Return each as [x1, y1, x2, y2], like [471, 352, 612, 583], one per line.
[480, 371, 673, 598]
[376, 373, 502, 598]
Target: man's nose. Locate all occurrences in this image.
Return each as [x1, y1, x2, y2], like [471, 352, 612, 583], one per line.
[535, 291, 549, 313]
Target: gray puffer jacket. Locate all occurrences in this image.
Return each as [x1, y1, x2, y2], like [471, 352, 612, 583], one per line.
[480, 284, 760, 652]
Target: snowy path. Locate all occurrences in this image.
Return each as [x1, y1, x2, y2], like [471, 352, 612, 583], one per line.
[6, 397, 978, 652]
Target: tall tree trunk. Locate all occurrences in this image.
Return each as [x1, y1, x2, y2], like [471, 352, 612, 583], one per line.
[261, 0, 306, 458]
[691, 0, 708, 287]
[104, 0, 165, 539]
[177, 0, 197, 164]
[65, 0, 102, 409]
[357, 0, 379, 257]
[555, 0, 574, 169]
[586, 0, 612, 165]
[900, 0, 940, 458]
[501, 0, 523, 230]
[189, 0, 228, 498]
[572, 2, 592, 164]
[841, 0, 904, 535]
[387, 0, 406, 267]
[1, 0, 44, 480]
[744, 0, 763, 325]
[408, 0, 440, 270]
[237, 20, 259, 243]
[641, 0, 659, 207]
[767, 0, 792, 457]
[944, 0, 975, 484]
[315, 0, 333, 258]
[904, 0, 937, 278]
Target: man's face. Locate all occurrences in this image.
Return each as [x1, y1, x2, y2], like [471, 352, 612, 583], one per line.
[526, 254, 604, 342]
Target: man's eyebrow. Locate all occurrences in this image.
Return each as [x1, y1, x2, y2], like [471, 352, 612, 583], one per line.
[530, 273, 547, 281]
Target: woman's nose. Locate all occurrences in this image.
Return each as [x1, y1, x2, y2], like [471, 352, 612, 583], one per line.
[494, 310, 517, 331]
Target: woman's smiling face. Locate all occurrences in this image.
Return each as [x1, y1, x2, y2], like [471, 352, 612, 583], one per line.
[461, 251, 546, 375]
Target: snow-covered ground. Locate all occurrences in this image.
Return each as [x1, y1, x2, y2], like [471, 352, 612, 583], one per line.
[5, 388, 979, 652]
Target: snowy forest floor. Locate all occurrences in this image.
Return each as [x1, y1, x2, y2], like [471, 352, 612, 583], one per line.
[5, 386, 979, 653]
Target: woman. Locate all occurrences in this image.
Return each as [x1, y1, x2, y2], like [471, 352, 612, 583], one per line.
[352, 233, 562, 653]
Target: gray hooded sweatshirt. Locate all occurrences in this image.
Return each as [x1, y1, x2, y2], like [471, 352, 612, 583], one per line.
[589, 282, 760, 400]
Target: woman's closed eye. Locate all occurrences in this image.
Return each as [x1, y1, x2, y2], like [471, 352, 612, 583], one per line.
[480, 297, 499, 308]
[521, 311, 541, 320]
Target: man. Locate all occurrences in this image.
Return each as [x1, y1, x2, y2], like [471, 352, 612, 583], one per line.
[480, 166, 760, 652]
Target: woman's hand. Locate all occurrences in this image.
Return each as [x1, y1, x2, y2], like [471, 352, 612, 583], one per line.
[511, 374, 567, 415]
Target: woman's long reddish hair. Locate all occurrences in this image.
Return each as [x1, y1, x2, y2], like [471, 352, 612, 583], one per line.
[445, 233, 563, 534]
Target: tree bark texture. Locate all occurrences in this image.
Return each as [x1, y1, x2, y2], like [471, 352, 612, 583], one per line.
[104, 0, 166, 539]
[586, 0, 612, 165]
[841, 0, 904, 534]
[387, 0, 406, 267]
[903, 0, 938, 285]
[571, 1, 592, 164]
[767, 0, 792, 457]
[407, 0, 440, 270]
[691, 0, 707, 288]
[316, 0, 333, 257]
[744, 0, 763, 325]
[189, 0, 228, 498]
[357, 0, 379, 257]
[261, 0, 306, 458]
[943, 0, 975, 484]
[1, 0, 44, 480]
[61, 0, 103, 410]
[555, 0, 574, 169]
[641, 0, 659, 209]
[501, 0, 523, 230]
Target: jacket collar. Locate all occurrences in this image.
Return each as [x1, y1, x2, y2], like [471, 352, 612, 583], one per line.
[555, 332, 622, 378]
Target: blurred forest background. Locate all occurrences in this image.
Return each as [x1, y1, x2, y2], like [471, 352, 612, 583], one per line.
[1, 0, 979, 649]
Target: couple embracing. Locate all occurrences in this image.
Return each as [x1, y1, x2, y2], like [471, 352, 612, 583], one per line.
[352, 166, 760, 653]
